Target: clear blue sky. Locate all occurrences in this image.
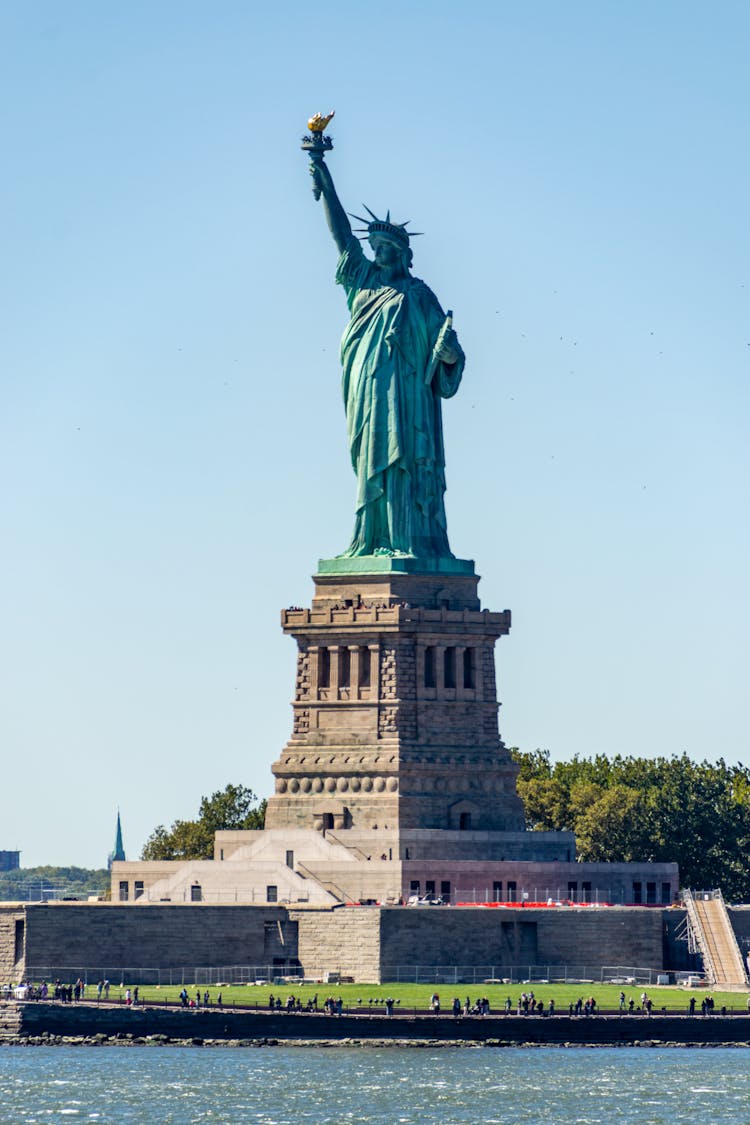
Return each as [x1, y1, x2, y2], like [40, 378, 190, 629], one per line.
[2, 1, 748, 868]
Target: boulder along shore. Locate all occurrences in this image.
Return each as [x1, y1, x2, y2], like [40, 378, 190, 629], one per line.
[3, 1002, 750, 1048]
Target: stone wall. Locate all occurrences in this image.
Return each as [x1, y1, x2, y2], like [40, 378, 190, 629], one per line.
[378, 906, 667, 978]
[10, 900, 747, 987]
[10, 904, 298, 978]
[0, 905, 24, 979]
[290, 906, 381, 981]
[11, 1002, 750, 1044]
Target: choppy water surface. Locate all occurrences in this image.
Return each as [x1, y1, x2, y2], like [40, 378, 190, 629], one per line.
[1, 1046, 748, 1124]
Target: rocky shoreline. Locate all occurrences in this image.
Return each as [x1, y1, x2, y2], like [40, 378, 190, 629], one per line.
[3, 1001, 750, 1048]
[3, 1033, 750, 1049]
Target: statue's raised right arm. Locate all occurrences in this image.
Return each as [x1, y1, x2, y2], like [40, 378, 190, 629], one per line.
[310, 159, 352, 254]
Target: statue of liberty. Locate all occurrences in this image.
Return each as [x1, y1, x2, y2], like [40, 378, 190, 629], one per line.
[304, 115, 465, 560]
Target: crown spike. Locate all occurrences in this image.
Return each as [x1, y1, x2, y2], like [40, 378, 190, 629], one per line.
[362, 204, 380, 222]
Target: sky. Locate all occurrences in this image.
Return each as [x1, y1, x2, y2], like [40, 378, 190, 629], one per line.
[1, 1, 748, 869]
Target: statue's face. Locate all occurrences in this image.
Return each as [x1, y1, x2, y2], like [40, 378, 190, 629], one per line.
[370, 235, 403, 270]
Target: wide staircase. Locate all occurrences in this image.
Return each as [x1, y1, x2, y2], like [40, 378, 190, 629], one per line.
[0, 1002, 22, 1041]
[683, 888, 748, 989]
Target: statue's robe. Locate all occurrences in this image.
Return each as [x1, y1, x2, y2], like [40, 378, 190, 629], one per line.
[336, 238, 464, 558]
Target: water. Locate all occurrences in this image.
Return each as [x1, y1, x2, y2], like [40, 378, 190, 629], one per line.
[1, 1046, 748, 1124]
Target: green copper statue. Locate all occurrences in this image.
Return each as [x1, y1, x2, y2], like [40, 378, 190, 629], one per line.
[303, 114, 465, 559]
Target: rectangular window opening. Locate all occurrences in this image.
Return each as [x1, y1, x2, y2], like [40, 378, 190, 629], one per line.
[339, 646, 350, 688]
[359, 646, 371, 687]
[13, 920, 24, 964]
[266, 885, 278, 903]
[424, 647, 436, 689]
[444, 647, 456, 689]
[463, 648, 474, 689]
[318, 647, 330, 689]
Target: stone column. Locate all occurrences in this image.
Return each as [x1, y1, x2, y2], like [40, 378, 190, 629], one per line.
[309, 646, 320, 702]
[348, 645, 360, 699]
[329, 645, 340, 694]
[416, 643, 425, 695]
[455, 644, 466, 701]
[435, 644, 445, 696]
[370, 643, 380, 703]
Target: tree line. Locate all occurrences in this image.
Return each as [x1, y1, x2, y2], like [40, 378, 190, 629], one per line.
[510, 749, 750, 901]
[137, 756, 750, 903]
[141, 784, 266, 861]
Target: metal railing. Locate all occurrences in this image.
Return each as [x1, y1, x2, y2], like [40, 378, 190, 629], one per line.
[18, 962, 669, 987]
[379, 964, 669, 985]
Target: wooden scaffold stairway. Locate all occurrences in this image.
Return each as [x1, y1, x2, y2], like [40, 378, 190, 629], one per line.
[682, 888, 749, 989]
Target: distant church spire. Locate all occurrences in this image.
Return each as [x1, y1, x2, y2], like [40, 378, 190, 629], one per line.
[108, 809, 126, 869]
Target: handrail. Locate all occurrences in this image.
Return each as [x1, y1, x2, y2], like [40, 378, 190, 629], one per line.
[681, 888, 748, 987]
[295, 862, 349, 904]
[325, 832, 372, 863]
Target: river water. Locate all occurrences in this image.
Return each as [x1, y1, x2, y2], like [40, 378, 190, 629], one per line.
[1, 1045, 748, 1124]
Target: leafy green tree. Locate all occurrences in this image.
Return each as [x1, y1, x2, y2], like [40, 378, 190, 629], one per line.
[141, 784, 266, 860]
[0, 866, 109, 900]
[510, 748, 750, 901]
[574, 786, 650, 862]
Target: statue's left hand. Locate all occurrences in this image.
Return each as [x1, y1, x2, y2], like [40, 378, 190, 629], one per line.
[436, 328, 460, 365]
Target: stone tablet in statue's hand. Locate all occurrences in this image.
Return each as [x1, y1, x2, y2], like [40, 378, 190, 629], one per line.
[436, 328, 460, 365]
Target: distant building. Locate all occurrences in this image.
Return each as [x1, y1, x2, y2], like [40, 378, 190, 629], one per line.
[0, 851, 20, 872]
[107, 811, 125, 869]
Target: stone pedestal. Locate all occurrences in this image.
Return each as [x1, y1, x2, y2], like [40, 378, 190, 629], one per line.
[264, 557, 525, 835]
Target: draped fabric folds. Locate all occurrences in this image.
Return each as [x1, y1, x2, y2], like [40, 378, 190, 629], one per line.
[336, 238, 464, 558]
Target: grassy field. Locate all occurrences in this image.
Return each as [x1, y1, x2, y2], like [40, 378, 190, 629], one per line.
[107, 980, 750, 1014]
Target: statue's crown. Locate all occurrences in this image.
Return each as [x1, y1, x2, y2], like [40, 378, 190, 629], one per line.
[349, 206, 422, 248]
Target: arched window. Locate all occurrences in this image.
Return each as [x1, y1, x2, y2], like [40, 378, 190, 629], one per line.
[459, 811, 472, 831]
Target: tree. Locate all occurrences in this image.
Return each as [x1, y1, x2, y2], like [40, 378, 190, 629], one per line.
[141, 784, 266, 860]
[510, 748, 750, 901]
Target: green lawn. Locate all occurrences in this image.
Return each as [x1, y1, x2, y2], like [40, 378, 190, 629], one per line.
[107, 980, 750, 1014]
